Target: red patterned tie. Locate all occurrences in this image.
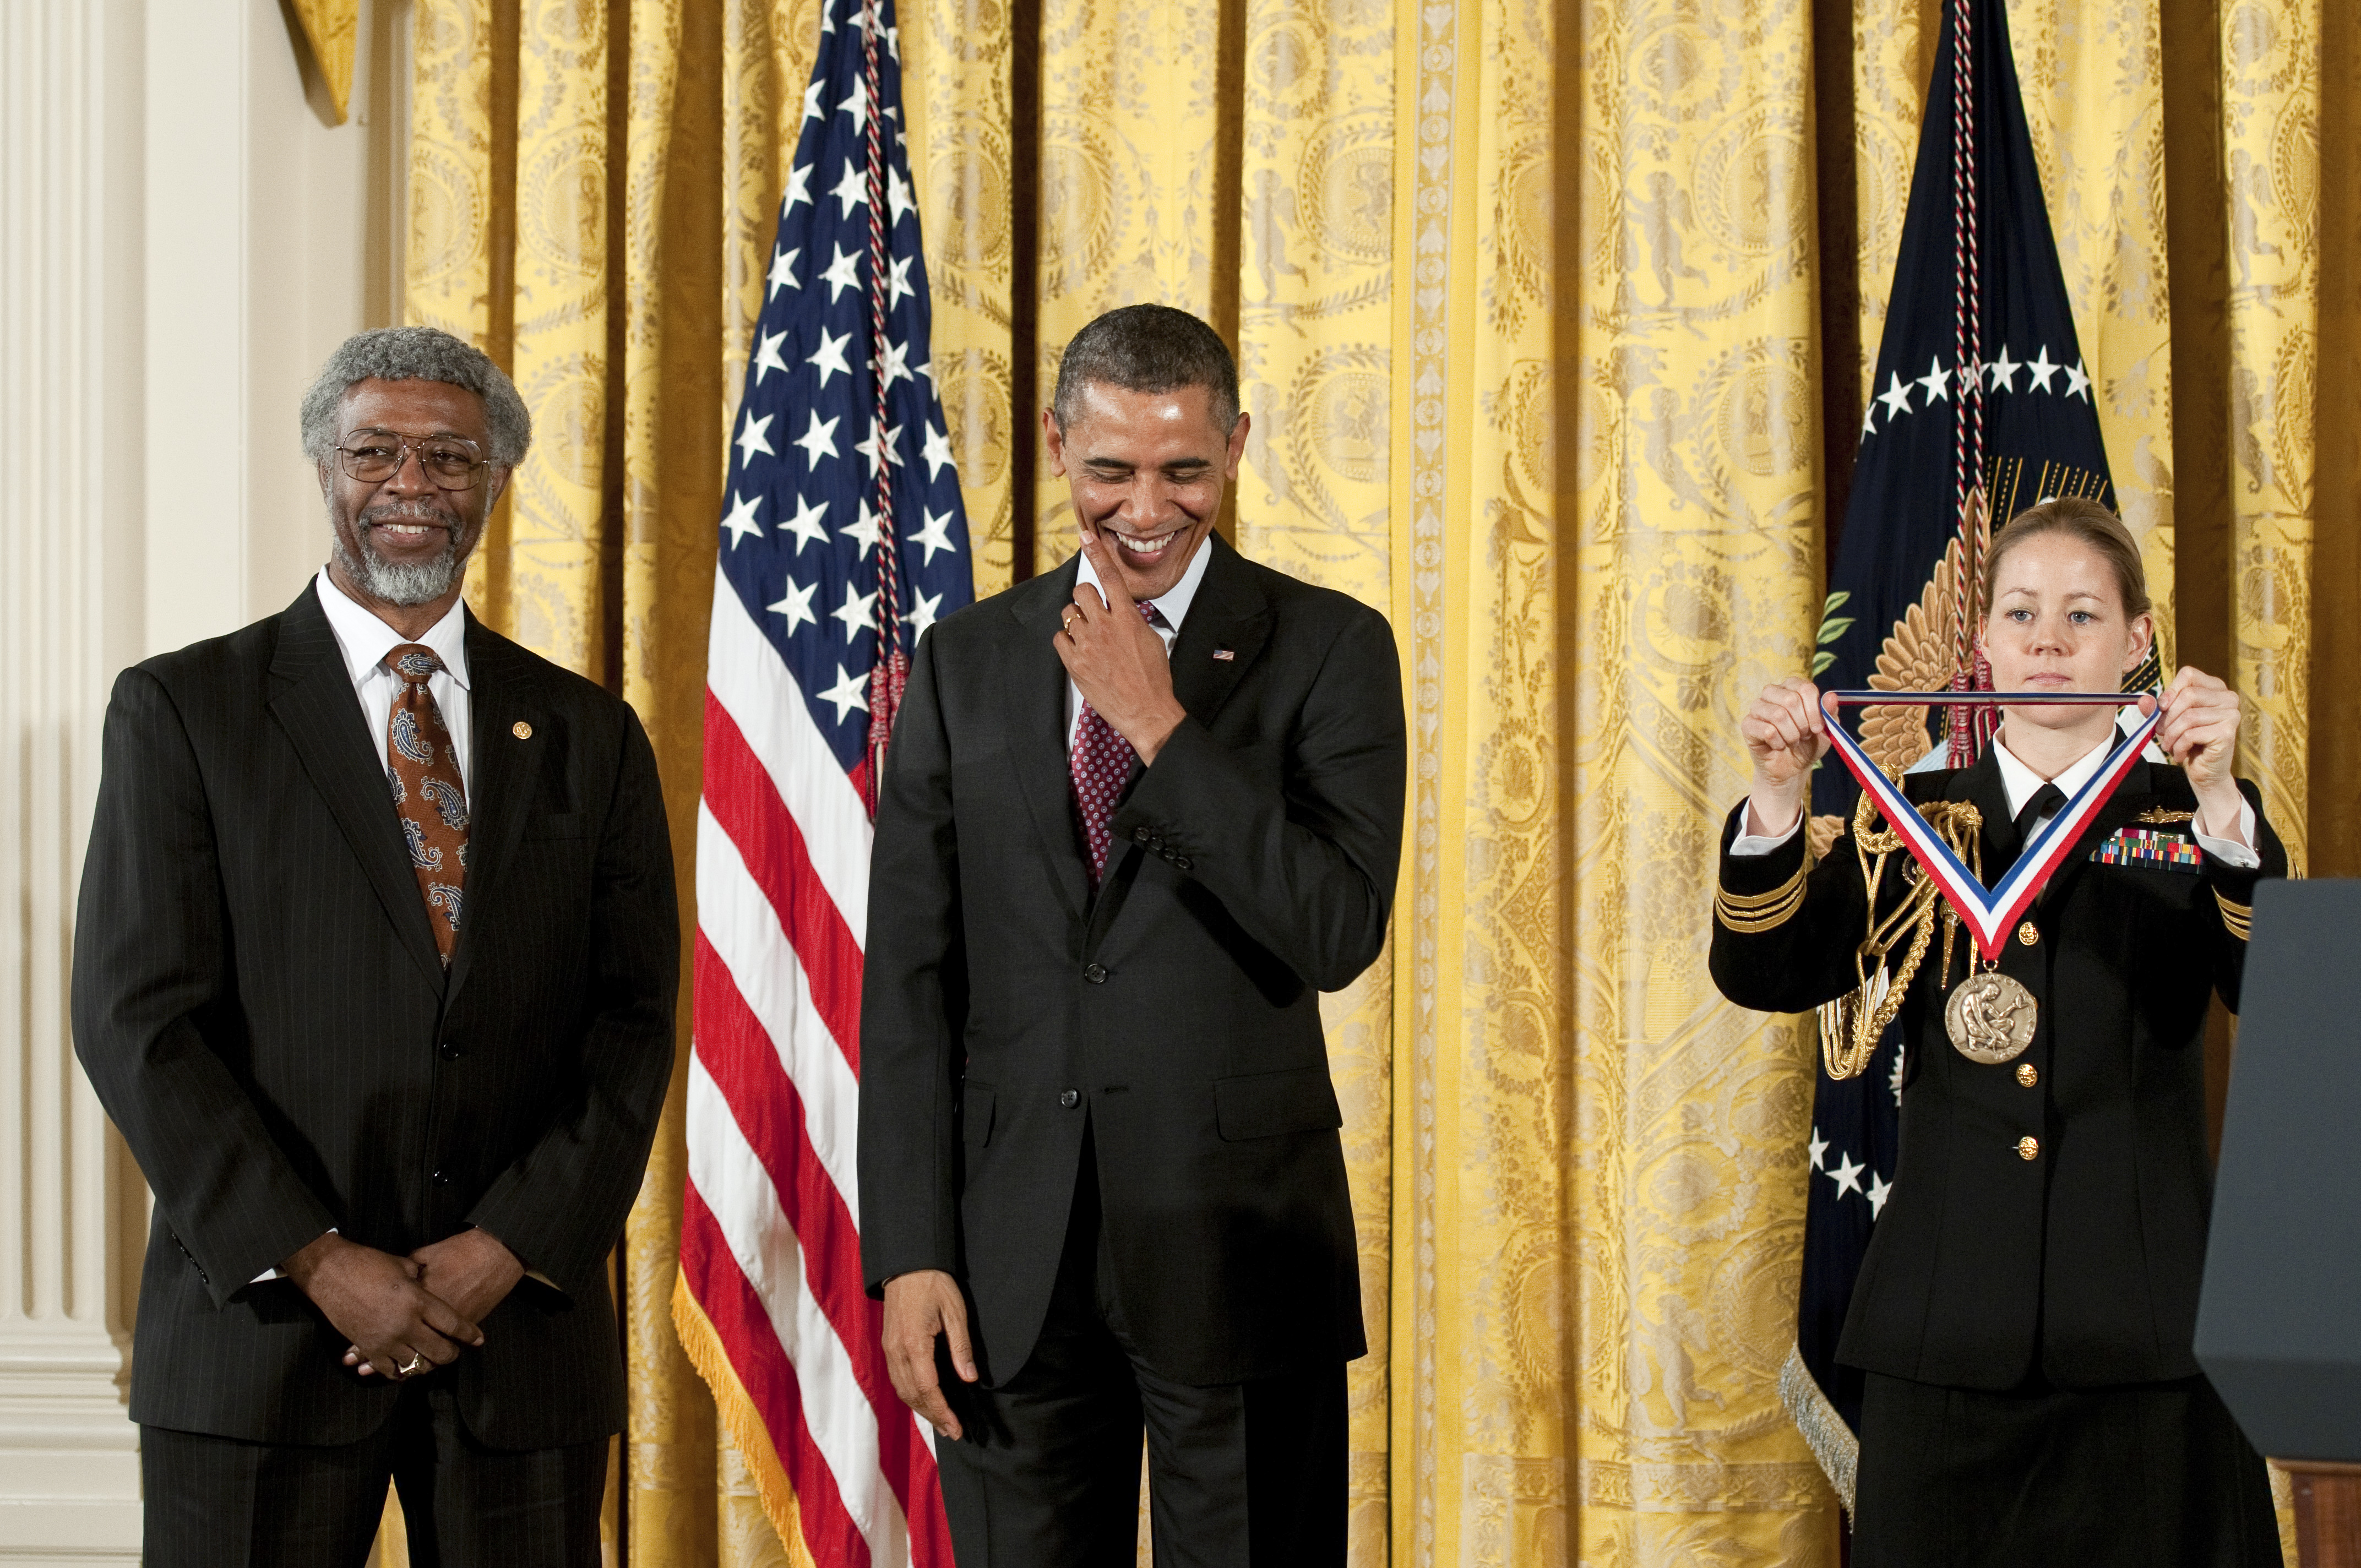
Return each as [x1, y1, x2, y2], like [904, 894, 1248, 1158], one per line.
[385, 644, 471, 962]
[1070, 602, 1162, 888]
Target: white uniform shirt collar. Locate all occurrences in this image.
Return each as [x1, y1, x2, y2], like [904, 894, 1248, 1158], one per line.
[1072, 528, 1213, 631]
[315, 569, 472, 689]
[1990, 714, 2131, 817]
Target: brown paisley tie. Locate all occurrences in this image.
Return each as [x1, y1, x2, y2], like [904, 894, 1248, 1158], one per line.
[385, 644, 470, 962]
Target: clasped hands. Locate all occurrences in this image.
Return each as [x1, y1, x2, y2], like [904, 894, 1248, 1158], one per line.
[1055, 528, 1188, 764]
[280, 1226, 525, 1382]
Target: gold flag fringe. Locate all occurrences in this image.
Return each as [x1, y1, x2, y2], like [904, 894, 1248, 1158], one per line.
[672, 1275, 822, 1568]
[1778, 1341, 1859, 1518]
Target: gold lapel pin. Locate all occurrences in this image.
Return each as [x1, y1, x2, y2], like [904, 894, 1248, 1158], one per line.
[512, 721, 533, 739]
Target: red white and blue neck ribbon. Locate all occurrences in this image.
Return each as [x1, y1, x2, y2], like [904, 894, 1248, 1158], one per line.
[1821, 691, 2164, 959]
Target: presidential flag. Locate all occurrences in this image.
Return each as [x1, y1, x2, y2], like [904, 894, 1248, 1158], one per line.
[674, 0, 972, 1559]
[1782, 0, 2132, 1511]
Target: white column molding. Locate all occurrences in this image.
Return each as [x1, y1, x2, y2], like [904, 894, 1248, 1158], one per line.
[3, 3, 401, 1560]
[1, 0, 148, 1560]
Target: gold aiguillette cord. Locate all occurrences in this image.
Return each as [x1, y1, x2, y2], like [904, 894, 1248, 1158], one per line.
[1818, 783, 1983, 1081]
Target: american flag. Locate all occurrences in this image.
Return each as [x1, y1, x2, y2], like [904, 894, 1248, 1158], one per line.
[674, 0, 971, 1559]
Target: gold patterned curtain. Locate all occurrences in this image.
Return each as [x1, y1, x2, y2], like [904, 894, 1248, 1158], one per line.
[380, 0, 2358, 1562]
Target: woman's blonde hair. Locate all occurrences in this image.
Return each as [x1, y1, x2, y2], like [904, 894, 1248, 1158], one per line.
[1984, 496, 2151, 619]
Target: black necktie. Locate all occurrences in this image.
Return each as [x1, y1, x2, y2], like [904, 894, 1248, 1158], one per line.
[2010, 782, 2067, 864]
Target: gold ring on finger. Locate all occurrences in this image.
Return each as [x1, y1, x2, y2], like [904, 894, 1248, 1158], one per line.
[396, 1351, 425, 1377]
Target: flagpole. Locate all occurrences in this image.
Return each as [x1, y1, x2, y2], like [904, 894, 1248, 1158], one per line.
[1946, 0, 1992, 767]
[861, 0, 909, 810]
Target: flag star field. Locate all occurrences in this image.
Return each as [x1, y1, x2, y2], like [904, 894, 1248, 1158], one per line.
[715, 0, 974, 777]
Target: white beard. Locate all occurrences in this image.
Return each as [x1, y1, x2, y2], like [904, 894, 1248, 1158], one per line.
[332, 513, 470, 606]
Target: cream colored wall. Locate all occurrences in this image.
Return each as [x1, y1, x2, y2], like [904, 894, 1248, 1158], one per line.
[0, 3, 404, 1561]
[144, 0, 409, 655]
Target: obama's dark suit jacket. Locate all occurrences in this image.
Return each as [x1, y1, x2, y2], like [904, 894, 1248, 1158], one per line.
[858, 534, 1406, 1387]
[1710, 753, 2283, 1390]
[72, 583, 677, 1450]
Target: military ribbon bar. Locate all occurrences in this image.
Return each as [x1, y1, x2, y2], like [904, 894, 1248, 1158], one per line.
[1820, 690, 2164, 960]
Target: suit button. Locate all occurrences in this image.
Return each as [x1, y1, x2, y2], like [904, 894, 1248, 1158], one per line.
[2017, 921, 2039, 946]
[439, 1041, 464, 1060]
[2016, 1062, 2038, 1088]
[431, 1169, 452, 1186]
[1133, 826, 1151, 844]
[2016, 1136, 2039, 1161]
[1172, 855, 1192, 871]
[1059, 1089, 1080, 1109]
[1083, 962, 1107, 984]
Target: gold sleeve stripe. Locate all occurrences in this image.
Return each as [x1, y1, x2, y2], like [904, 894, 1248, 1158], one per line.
[2214, 888, 2253, 941]
[1716, 854, 1810, 934]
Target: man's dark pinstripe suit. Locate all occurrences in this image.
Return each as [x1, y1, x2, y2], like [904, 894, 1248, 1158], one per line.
[71, 584, 676, 1469]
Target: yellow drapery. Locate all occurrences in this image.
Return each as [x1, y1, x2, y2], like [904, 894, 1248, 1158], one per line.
[382, 0, 2357, 1562]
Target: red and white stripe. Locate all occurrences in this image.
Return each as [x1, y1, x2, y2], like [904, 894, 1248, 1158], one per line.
[1825, 690, 2162, 958]
[682, 563, 954, 1566]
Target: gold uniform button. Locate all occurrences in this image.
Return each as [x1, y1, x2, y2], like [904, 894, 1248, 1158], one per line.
[512, 721, 533, 739]
[2017, 1135, 2040, 1161]
[2017, 921, 2039, 946]
[2016, 1062, 2039, 1088]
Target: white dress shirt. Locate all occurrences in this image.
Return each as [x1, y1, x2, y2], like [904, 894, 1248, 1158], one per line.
[1063, 531, 1213, 750]
[1733, 715, 2258, 865]
[252, 574, 472, 1284]
[314, 569, 474, 796]
[260, 576, 528, 1292]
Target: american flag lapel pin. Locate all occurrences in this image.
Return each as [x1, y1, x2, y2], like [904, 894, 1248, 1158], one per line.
[1212, 647, 1234, 661]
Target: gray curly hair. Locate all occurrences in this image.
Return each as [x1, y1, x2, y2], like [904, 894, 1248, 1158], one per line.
[299, 326, 532, 466]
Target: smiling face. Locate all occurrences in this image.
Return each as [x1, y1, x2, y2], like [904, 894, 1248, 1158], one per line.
[1043, 380, 1250, 602]
[320, 377, 507, 613]
[1981, 529, 2153, 739]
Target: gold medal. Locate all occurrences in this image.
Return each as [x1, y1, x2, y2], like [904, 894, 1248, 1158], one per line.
[1945, 968, 2037, 1064]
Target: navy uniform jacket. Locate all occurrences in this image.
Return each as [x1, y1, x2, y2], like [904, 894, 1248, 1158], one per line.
[1710, 752, 2283, 1390]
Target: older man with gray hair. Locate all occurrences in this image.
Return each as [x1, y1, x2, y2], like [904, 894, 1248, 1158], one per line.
[73, 326, 678, 1565]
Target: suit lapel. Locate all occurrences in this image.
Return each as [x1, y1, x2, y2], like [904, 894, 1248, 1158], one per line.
[1010, 539, 1278, 935]
[1165, 536, 1272, 727]
[265, 585, 447, 990]
[1081, 540, 1274, 955]
[444, 614, 551, 1008]
[1004, 561, 1089, 923]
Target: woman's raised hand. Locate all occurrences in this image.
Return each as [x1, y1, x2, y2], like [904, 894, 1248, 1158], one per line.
[2146, 665, 2246, 839]
[1740, 676, 1834, 838]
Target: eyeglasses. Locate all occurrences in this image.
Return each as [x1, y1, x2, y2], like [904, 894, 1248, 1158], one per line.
[334, 430, 491, 491]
